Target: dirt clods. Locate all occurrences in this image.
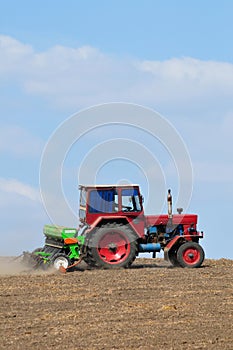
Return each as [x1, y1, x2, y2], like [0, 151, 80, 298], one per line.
[0, 258, 233, 349]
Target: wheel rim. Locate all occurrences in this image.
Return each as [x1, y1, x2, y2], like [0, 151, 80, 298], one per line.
[97, 230, 131, 264]
[53, 257, 69, 270]
[182, 247, 200, 265]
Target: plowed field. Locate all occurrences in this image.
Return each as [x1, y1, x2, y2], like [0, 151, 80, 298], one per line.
[0, 258, 232, 350]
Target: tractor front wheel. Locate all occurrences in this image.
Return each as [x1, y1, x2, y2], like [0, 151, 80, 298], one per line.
[86, 223, 138, 269]
[177, 242, 205, 268]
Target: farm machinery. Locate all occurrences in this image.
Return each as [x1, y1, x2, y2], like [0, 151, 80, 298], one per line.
[25, 184, 205, 271]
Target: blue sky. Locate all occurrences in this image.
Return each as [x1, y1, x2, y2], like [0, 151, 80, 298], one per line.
[0, 1, 233, 258]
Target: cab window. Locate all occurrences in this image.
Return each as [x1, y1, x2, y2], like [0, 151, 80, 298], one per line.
[88, 189, 118, 213]
[80, 188, 86, 207]
[121, 188, 142, 212]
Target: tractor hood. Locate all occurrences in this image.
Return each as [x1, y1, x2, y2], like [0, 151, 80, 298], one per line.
[145, 214, 198, 227]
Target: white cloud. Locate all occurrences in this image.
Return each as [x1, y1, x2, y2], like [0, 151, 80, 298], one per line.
[2, 34, 233, 109]
[1, 35, 233, 258]
[136, 58, 233, 106]
[0, 35, 33, 77]
[139, 57, 233, 86]
[0, 178, 41, 201]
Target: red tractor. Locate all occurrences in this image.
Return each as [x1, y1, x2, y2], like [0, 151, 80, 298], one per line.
[79, 184, 205, 268]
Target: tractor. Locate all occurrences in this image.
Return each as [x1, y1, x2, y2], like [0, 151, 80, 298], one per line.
[79, 184, 204, 269]
[25, 184, 204, 271]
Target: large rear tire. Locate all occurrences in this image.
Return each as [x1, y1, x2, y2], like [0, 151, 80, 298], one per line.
[86, 223, 138, 269]
[177, 242, 205, 268]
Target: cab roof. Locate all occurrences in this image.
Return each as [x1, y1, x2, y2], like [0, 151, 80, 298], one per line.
[79, 184, 139, 190]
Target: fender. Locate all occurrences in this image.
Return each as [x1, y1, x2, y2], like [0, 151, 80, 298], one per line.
[164, 236, 185, 261]
[86, 215, 143, 238]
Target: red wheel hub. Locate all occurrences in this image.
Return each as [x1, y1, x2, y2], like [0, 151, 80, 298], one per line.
[97, 230, 130, 264]
[183, 248, 200, 265]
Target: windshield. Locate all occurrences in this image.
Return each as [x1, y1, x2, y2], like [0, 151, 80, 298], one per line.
[121, 188, 142, 212]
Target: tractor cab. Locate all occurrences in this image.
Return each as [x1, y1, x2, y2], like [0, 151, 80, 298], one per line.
[79, 184, 144, 226]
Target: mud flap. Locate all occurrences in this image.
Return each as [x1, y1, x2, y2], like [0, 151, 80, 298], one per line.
[164, 247, 169, 262]
[164, 236, 184, 263]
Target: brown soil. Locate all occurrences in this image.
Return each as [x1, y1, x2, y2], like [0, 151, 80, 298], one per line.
[0, 258, 233, 350]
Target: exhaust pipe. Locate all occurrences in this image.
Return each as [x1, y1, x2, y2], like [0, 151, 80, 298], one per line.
[167, 189, 172, 221]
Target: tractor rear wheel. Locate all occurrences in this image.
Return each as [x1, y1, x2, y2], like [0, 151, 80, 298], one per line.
[86, 223, 138, 269]
[177, 242, 205, 268]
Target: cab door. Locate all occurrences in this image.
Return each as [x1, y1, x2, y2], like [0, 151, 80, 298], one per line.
[120, 188, 145, 238]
